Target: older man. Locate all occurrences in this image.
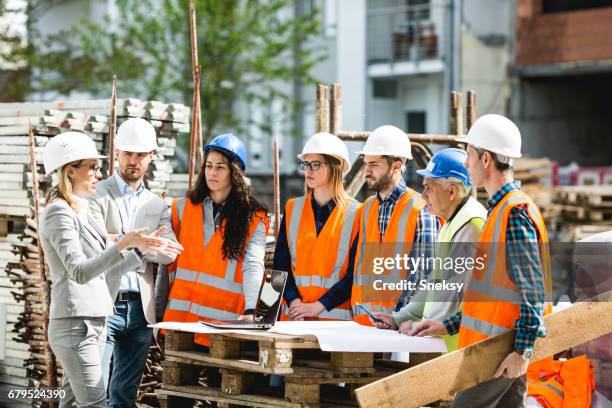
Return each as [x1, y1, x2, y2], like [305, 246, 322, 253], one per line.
[411, 115, 552, 408]
[372, 148, 486, 351]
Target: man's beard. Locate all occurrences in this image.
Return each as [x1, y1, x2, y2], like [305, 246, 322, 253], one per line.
[120, 168, 143, 182]
[366, 171, 393, 193]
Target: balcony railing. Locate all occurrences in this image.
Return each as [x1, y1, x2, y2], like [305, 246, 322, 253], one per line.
[367, 4, 441, 65]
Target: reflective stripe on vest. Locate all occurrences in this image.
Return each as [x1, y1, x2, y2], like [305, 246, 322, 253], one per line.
[422, 197, 486, 351]
[459, 190, 550, 348]
[527, 355, 595, 408]
[285, 195, 360, 321]
[163, 196, 270, 346]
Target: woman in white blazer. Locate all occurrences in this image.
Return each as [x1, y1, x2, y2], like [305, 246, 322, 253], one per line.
[39, 132, 182, 408]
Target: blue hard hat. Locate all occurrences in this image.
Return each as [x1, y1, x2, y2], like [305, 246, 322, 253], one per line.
[416, 148, 472, 187]
[204, 133, 247, 171]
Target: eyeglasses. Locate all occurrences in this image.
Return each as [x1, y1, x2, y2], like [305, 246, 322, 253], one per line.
[72, 163, 101, 172]
[298, 160, 327, 172]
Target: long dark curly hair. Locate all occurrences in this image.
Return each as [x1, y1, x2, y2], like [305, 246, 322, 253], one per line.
[187, 149, 268, 261]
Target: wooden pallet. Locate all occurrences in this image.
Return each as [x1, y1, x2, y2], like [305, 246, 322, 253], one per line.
[554, 186, 612, 208]
[557, 204, 612, 222]
[158, 330, 439, 407]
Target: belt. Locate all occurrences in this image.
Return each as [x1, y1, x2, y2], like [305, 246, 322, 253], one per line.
[117, 291, 141, 302]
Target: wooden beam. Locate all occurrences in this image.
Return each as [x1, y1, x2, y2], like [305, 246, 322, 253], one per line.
[315, 84, 330, 133]
[187, 0, 200, 190]
[28, 125, 58, 406]
[450, 91, 464, 136]
[355, 291, 612, 408]
[108, 75, 117, 176]
[465, 90, 477, 131]
[337, 131, 462, 145]
[273, 122, 281, 238]
[330, 84, 342, 135]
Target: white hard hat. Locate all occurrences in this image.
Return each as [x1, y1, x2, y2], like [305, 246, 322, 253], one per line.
[298, 132, 351, 175]
[43, 132, 106, 176]
[115, 117, 158, 152]
[457, 114, 522, 159]
[356, 125, 412, 159]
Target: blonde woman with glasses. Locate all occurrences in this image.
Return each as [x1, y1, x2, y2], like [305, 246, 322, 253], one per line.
[273, 132, 361, 321]
[40, 132, 182, 408]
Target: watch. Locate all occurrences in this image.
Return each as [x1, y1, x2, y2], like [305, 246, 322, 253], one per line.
[515, 348, 532, 360]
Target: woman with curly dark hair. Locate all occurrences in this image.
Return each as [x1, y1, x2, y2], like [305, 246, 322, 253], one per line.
[163, 133, 269, 346]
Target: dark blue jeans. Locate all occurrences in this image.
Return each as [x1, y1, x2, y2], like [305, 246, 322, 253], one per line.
[102, 298, 152, 408]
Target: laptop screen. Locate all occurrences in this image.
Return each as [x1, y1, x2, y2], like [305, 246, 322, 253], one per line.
[253, 270, 287, 323]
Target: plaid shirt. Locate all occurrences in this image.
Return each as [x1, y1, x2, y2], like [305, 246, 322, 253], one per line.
[376, 179, 441, 310]
[444, 181, 547, 351]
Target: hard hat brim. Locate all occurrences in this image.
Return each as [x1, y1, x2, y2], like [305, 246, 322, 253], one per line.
[454, 138, 522, 159]
[44, 153, 107, 176]
[415, 168, 435, 178]
[356, 149, 413, 160]
[114, 144, 158, 153]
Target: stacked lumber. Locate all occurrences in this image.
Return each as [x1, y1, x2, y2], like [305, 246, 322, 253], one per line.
[552, 186, 612, 241]
[0, 99, 189, 406]
[476, 157, 556, 220]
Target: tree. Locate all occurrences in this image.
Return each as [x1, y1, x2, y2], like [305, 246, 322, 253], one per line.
[0, 0, 29, 101]
[28, 0, 325, 142]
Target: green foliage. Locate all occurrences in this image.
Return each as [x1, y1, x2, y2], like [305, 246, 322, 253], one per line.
[28, 0, 325, 141]
[0, 0, 29, 101]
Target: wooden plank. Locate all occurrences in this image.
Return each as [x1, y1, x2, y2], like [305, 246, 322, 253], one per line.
[159, 384, 358, 408]
[355, 291, 612, 408]
[159, 384, 303, 408]
[165, 350, 296, 375]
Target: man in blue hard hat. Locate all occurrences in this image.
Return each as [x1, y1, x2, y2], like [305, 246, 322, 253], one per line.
[371, 148, 487, 351]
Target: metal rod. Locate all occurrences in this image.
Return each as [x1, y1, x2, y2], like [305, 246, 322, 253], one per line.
[273, 121, 281, 238]
[188, 0, 199, 189]
[336, 130, 463, 145]
[346, 162, 366, 198]
[28, 124, 58, 405]
[108, 75, 117, 176]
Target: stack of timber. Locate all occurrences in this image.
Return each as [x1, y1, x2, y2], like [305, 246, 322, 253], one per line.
[476, 157, 555, 219]
[0, 99, 190, 406]
[156, 330, 448, 408]
[552, 186, 612, 240]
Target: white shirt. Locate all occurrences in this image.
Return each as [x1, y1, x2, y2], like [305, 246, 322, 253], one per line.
[113, 171, 145, 293]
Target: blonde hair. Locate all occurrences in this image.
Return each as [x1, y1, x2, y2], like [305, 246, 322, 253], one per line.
[45, 160, 81, 211]
[304, 154, 351, 208]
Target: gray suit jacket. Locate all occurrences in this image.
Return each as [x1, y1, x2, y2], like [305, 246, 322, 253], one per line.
[39, 201, 142, 319]
[87, 176, 177, 325]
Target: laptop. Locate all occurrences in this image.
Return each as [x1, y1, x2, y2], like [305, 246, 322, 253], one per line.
[200, 269, 288, 330]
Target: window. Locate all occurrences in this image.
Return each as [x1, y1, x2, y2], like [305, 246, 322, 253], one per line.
[405, 111, 426, 134]
[542, 0, 612, 13]
[406, 0, 430, 21]
[373, 80, 398, 99]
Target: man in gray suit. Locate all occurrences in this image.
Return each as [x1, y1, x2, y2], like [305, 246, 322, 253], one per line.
[88, 118, 178, 408]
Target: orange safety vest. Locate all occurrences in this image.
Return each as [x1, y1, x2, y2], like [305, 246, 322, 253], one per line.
[283, 194, 361, 320]
[459, 189, 552, 348]
[351, 189, 426, 326]
[527, 355, 595, 408]
[163, 197, 270, 346]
